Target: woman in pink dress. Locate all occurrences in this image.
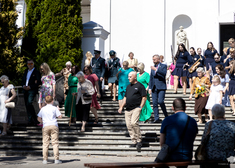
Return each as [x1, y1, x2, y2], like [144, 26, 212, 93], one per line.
[169, 61, 176, 89]
[83, 65, 100, 124]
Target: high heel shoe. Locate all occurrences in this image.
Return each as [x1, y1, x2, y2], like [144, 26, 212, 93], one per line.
[94, 117, 99, 124]
[173, 91, 177, 94]
[81, 127, 85, 132]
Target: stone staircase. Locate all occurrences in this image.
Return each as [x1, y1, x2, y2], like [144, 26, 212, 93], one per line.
[0, 88, 234, 157]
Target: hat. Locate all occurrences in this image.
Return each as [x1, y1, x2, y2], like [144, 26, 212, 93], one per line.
[94, 50, 101, 55]
[109, 50, 116, 56]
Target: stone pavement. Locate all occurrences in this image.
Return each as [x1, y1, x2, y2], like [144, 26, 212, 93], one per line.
[1, 155, 235, 168]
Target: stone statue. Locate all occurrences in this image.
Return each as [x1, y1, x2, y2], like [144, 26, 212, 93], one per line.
[176, 26, 189, 50]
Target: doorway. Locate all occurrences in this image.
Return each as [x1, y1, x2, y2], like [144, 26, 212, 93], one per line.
[220, 25, 235, 55]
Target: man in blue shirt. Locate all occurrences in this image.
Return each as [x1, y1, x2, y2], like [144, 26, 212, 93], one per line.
[160, 98, 198, 163]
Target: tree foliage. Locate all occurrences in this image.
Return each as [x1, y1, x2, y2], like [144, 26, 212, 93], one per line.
[0, 0, 24, 85]
[22, 0, 83, 73]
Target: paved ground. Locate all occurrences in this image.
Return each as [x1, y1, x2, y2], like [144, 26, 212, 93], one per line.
[0, 155, 235, 168]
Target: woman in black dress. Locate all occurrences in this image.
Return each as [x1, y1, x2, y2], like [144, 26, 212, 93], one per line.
[204, 42, 218, 77]
[107, 50, 120, 101]
[172, 43, 193, 94]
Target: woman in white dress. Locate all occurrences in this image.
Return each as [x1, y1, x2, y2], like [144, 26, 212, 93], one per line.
[0, 75, 16, 136]
[85, 51, 93, 66]
[205, 75, 223, 121]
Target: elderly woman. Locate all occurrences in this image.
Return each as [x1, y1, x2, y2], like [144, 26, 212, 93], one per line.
[127, 52, 138, 71]
[55, 61, 72, 100]
[64, 65, 79, 124]
[74, 71, 95, 132]
[189, 67, 211, 124]
[0, 75, 16, 136]
[200, 104, 235, 168]
[136, 63, 153, 122]
[116, 61, 134, 109]
[107, 50, 121, 101]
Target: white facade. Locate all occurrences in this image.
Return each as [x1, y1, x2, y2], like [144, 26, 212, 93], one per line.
[89, 0, 235, 72]
[16, 0, 235, 72]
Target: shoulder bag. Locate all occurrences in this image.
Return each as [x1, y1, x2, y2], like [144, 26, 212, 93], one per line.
[195, 121, 213, 160]
[155, 116, 190, 162]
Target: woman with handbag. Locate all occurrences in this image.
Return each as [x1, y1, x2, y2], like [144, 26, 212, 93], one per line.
[74, 71, 95, 132]
[199, 104, 235, 168]
[83, 65, 100, 124]
[0, 75, 16, 136]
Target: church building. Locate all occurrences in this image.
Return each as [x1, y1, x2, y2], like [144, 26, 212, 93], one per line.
[15, 0, 235, 72]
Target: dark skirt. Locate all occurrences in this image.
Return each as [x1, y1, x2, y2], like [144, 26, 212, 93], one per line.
[195, 96, 208, 115]
[228, 80, 235, 95]
[108, 76, 117, 84]
[188, 70, 197, 78]
[171, 63, 188, 77]
[76, 99, 91, 122]
[205, 58, 214, 70]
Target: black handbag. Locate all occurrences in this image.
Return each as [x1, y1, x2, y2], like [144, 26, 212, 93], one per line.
[83, 93, 92, 100]
[155, 116, 190, 162]
[195, 121, 213, 160]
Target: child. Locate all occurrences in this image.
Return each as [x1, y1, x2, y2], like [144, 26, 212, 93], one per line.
[37, 95, 62, 164]
[205, 75, 223, 121]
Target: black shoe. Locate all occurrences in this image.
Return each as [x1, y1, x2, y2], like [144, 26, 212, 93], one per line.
[136, 142, 142, 152]
[129, 143, 137, 148]
[153, 119, 162, 123]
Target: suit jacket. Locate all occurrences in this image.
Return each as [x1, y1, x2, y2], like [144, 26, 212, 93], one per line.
[91, 57, 105, 78]
[22, 68, 41, 91]
[149, 63, 167, 91]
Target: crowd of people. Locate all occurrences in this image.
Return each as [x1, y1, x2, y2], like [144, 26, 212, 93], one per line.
[0, 37, 235, 166]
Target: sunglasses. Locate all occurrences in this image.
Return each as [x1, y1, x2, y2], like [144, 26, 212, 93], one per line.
[1, 81, 4, 84]
[84, 69, 89, 71]
[27, 63, 34, 65]
[214, 57, 220, 59]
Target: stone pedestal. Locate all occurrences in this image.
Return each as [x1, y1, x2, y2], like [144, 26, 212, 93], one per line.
[81, 21, 109, 69]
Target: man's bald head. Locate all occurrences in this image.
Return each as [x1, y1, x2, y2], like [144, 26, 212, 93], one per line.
[128, 71, 137, 84]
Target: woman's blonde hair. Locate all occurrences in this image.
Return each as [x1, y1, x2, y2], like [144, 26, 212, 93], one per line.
[228, 38, 235, 43]
[122, 61, 129, 66]
[137, 62, 145, 72]
[41, 62, 52, 76]
[212, 75, 221, 84]
[229, 60, 235, 74]
[86, 51, 93, 59]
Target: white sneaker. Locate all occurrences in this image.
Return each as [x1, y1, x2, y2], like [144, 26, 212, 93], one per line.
[42, 160, 47, 164]
[54, 160, 62, 164]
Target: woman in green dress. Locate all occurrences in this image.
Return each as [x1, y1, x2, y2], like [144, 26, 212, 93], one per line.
[137, 63, 153, 122]
[64, 65, 79, 124]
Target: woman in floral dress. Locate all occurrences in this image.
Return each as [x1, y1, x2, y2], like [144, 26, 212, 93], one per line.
[39, 63, 56, 109]
[189, 67, 211, 124]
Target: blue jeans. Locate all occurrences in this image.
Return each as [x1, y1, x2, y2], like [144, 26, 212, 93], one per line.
[151, 89, 168, 120]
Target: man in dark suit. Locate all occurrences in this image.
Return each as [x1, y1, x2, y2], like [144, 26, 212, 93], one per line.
[149, 55, 168, 123]
[22, 59, 41, 125]
[91, 50, 106, 100]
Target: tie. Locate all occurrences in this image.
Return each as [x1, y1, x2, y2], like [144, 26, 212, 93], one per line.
[154, 64, 157, 67]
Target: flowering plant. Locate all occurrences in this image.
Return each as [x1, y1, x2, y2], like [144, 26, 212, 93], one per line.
[195, 84, 206, 98]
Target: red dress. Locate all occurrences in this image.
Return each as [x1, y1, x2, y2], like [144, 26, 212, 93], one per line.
[84, 74, 101, 109]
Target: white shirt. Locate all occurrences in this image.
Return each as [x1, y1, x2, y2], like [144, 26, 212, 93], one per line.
[26, 68, 35, 86]
[37, 104, 61, 128]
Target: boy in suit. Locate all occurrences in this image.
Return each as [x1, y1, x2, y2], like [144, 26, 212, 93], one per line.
[22, 59, 41, 125]
[149, 55, 168, 123]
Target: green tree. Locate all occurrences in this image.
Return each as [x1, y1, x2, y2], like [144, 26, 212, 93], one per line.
[0, 0, 24, 85]
[22, 0, 83, 73]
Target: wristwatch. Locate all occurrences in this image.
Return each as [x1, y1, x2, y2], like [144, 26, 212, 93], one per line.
[139, 106, 142, 109]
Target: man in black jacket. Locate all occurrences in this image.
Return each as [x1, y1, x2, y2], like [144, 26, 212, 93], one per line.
[22, 59, 41, 125]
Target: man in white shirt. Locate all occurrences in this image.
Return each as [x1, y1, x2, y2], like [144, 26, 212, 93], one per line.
[22, 59, 41, 125]
[37, 96, 62, 164]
